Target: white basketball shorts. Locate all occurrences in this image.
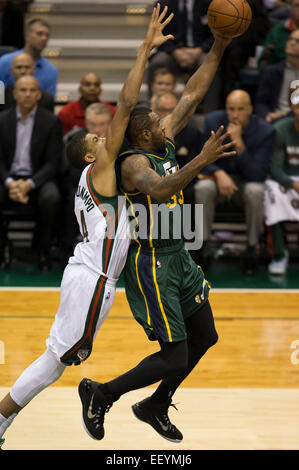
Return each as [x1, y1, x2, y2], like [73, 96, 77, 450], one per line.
[46, 263, 116, 365]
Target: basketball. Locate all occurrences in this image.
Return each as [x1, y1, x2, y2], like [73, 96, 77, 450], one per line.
[207, 0, 252, 38]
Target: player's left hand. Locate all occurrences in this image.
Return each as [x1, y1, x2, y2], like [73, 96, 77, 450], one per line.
[198, 125, 237, 166]
[145, 3, 174, 49]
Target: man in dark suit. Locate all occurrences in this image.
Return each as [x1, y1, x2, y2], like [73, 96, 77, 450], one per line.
[255, 29, 299, 122]
[194, 89, 276, 275]
[148, 0, 213, 76]
[0, 51, 54, 112]
[0, 75, 63, 270]
[146, 0, 218, 111]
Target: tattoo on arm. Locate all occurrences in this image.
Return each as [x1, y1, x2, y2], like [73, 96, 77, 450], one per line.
[122, 153, 201, 202]
[122, 154, 157, 193]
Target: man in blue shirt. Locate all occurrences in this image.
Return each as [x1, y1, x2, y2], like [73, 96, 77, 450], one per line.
[0, 18, 58, 97]
[194, 89, 276, 275]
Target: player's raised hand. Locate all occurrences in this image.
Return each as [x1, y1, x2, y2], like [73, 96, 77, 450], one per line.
[198, 125, 237, 165]
[211, 29, 232, 47]
[145, 3, 174, 50]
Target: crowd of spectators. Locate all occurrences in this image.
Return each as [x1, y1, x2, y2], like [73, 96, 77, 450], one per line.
[0, 0, 299, 277]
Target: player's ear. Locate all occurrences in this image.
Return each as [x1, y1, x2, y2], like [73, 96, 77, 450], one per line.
[84, 153, 96, 163]
[142, 129, 151, 140]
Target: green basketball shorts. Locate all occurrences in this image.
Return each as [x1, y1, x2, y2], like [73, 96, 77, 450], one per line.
[124, 241, 211, 343]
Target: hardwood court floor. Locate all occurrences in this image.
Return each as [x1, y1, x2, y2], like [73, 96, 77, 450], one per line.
[0, 386, 298, 450]
[0, 289, 299, 449]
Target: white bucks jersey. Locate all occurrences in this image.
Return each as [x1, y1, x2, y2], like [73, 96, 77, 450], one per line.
[70, 164, 131, 279]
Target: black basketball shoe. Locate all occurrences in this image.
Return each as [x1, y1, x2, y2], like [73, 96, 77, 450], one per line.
[78, 378, 113, 440]
[132, 397, 183, 443]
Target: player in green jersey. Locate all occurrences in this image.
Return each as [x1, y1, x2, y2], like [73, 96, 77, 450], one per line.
[79, 20, 237, 444]
[0, 3, 175, 450]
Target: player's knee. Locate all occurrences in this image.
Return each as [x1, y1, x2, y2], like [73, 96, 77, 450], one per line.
[209, 331, 219, 348]
[171, 350, 189, 373]
[190, 331, 218, 358]
[244, 183, 264, 205]
[203, 330, 218, 350]
[194, 179, 217, 203]
[161, 341, 189, 374]
[165, 357, 188, 376]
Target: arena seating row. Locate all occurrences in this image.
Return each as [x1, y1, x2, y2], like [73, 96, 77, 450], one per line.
[27, 0, 153, 104]
[3, 0, 298, 261]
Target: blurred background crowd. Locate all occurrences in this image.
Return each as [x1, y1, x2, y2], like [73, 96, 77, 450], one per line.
[0, 0, 299, 278]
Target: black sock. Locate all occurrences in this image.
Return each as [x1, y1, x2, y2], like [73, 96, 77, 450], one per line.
[150, 387, 174, 404]
[100, 383, 117, 400]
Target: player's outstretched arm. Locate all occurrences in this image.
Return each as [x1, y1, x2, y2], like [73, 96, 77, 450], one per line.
[122, 126, 236, 202]
[163, 33, 231, 140]
[102, 3, 174, 164]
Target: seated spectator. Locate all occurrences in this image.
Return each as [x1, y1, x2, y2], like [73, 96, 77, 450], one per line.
[0, 51, 54, 112]
[0, 17, 58, 97]
[58, 102, 113, 264]
[0, 76, 63, 270]
[137, 67, 177, 109]
[58, 72, 116, 135]
[151, 90, 178, 119]
[64, 102, 112, 144]
[147, 0, 218, 112]
[150, 67, 177, 105]
[255, 29, 299, 122]
[264, 88, 299, 275]
[258, 0, 299, 72]
[263, 0, 291, 23]
[194, 89, 276, 275]
[151, 66, 177, 97]
[220, 0, 271, 101]
[147, 0, 212, 82]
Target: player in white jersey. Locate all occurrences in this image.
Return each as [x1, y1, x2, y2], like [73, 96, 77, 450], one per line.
[0, 4, 174, 448]
[46, 165, 131, 366]
[72, 164, 130, 280]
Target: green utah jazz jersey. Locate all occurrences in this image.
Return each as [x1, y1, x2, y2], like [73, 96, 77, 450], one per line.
[117, 138, 184, 249]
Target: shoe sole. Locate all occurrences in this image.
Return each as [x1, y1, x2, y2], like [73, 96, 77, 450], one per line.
[131, 405, 182, 443]
[81, 416, 104, 441]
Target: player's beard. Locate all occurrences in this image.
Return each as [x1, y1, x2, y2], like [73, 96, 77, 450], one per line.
[152, 134, 166, 154]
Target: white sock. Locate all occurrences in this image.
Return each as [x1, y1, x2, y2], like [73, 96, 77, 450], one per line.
[0, 413, 17, 438]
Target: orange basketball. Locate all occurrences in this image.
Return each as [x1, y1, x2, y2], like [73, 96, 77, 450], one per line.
[207, 0, 252, 38]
